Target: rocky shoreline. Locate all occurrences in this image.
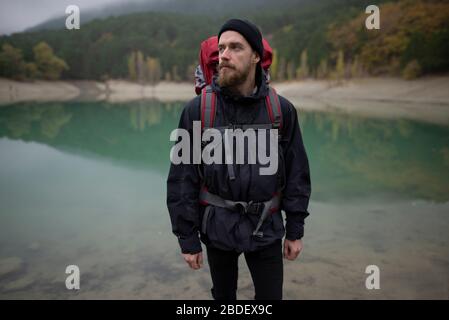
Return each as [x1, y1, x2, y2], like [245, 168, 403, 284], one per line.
[1, 76, 449, 125]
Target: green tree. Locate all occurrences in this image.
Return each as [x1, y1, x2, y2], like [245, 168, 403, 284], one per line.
[146, 56, 161, 85]
[0, 43, 26, 80]
[402, 60, 422, 80]
[136, 50, 145, 83]
[335, 50, 345, 80]
[164, 71, 172, 81]
[128, 50, 146, 82]
[171, 65, 180, 82]
[276, 56, 286, 81]
[296, 49, 309, 79]
[185, 64, 196, 83]
[128, 52, 137, 81]
[317, 58, 328, 79]
[350, 55, 362, 78]
[25, 62, 38, 79]
[286, 60, 296, 80]
[33, 42, 69, 80]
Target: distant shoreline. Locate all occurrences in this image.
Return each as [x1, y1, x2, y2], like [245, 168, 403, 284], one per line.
[0, 78, 194, 105]
[275, 76, 449, 125]
[1, 76, 449, 125]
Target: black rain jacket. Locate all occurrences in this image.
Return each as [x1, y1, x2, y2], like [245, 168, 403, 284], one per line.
[167, 69, 311, 254]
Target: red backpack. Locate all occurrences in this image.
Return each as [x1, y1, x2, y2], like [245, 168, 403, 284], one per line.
[194, 36, 282, 130]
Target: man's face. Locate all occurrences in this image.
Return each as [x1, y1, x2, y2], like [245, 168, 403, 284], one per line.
[217, 30, 260, 88]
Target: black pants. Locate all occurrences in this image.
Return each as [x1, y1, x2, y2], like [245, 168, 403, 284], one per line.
[206, 239, 283, 300]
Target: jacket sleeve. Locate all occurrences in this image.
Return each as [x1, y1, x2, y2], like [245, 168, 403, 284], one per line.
[279, 96, 312, 240]
[166, 97, 203, 254]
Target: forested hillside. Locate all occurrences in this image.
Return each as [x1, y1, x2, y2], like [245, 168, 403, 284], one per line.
[0, 0, 447, 82]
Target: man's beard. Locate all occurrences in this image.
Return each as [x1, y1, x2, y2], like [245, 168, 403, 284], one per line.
[217, 61, 251, 88]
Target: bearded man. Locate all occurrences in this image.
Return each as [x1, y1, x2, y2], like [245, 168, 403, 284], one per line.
[167, 18, 311, 300]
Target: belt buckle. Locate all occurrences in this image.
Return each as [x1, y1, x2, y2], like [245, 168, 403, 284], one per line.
[235, 202, 247, 215]
[247, 201, 263, 215]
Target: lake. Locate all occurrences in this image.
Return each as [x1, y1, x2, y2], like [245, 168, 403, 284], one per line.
[0, 99, 448, 299]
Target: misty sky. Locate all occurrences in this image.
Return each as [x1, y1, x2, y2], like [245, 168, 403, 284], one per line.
[0, 0, 134, 35]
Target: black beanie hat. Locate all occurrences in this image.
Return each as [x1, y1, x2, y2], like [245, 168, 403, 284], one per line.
[218, 19, 264, 59]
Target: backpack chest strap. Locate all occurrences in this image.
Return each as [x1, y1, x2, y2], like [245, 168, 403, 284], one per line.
[200, 85, 283, 131]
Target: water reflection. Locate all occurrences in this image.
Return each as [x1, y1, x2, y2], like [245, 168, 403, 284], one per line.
[1, 101, 447, 201]
[300, 112, 449, 202]
[0, 100, 183, 172]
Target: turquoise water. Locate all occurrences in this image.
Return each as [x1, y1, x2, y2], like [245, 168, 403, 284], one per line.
[0, 100, 448, 299]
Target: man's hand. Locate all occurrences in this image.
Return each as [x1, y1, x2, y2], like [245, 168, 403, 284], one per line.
[283, 239, 303, 260]
[182, 252, 203, 270]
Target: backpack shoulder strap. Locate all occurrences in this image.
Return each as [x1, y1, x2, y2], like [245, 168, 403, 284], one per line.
[265, 86, 283, 130]
[200, 85, 217, 129]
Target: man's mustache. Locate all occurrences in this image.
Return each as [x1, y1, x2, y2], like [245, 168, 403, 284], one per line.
[219, 63, 235, 70]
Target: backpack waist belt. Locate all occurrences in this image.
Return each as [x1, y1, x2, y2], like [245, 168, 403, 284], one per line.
[199, 188, 281, 238]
